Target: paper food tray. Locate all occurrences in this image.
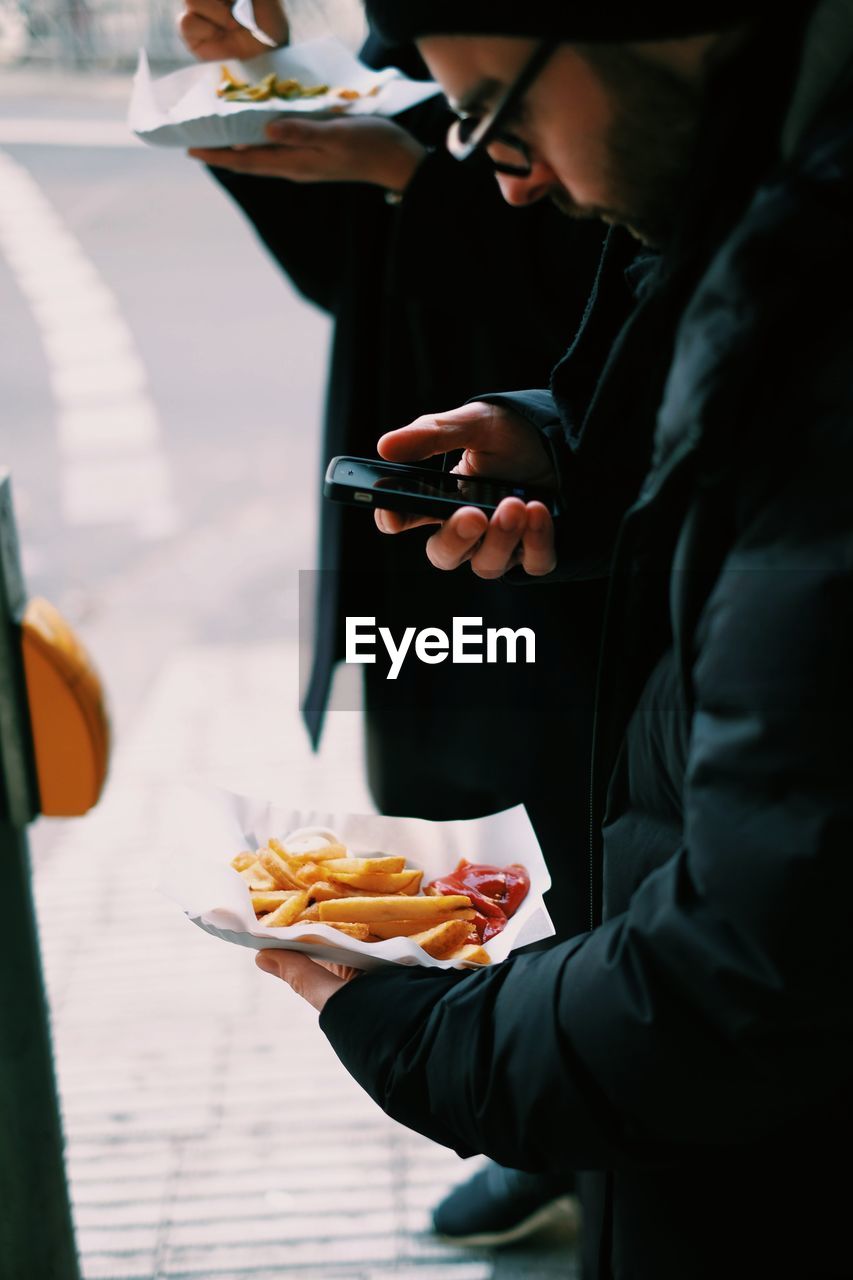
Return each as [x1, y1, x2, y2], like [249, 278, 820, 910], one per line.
[160, 787, 555, 971]
[130, 36, 440, 148]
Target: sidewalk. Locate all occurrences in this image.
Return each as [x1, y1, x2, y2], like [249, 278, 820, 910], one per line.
[31, 639, 579, 1280]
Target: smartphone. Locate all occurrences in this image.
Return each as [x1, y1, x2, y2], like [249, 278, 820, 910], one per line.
[323, 456, 559, 521]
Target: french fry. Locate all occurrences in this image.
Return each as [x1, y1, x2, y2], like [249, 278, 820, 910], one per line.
[285, 842, 348, 864]
[297, 901, 321, 921]
[231, 850, 255, 872]
[327, 868, 423, 894]
[268, 837, 294, 859]
[295, 861, 328, 886]
[292, 922, 372, 944]
[245, 72, 278, 101]
[259, 846, 305, 891]
[324, 856, 407, 875]
[450, 943, 492, 966]
[409, 919, 473, 959]
[259, 891, 310, 928]
[216, 65, 248, 95]
[275, 77, 329, 99]
[322, 921, 372, 940]
[368, 910, 475, 939]
[318, 894, 471, 923]
[250, 889, 296, 914]
[308, 880, 374, 901]
[239, 861, 278, 891]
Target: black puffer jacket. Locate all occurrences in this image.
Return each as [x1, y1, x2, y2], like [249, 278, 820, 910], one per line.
[319, 41, 853, 1280]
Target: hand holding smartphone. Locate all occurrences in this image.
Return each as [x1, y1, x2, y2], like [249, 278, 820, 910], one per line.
[324, 456, 560, 522]
[338, 402, 559, 578]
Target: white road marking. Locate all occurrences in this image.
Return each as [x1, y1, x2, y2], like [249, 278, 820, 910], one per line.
[0, 148, 179, 539]
[50, 354, 148, 403]
[58, 402, 160, 454]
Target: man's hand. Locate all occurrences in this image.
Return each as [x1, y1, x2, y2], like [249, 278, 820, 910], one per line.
[188, 117, 427, 190]
[375, 401, 559, 579]
[256, 949, 359, 1011]
[178, 0, 288, 62]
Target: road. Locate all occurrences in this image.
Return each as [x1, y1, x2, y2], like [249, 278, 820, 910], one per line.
[0, 67, 332, 735]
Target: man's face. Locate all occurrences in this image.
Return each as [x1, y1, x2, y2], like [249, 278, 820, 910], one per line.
[419, 35, 716, 247]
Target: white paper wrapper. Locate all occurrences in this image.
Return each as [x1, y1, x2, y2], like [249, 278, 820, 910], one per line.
[160, 787, 554, 971]
[231, 0, 277, 47]
[129, 37, 440, 148]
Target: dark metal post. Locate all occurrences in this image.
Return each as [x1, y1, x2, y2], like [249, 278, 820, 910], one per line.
[0, 471, 81, 1280]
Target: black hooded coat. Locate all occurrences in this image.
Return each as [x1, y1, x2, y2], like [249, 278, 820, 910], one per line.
[317, 17, 853, 1280]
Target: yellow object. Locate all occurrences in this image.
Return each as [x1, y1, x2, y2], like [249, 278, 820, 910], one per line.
[21, 598, 110, 816]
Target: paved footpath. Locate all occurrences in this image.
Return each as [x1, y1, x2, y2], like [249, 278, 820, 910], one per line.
[31, 640, 579, 1280]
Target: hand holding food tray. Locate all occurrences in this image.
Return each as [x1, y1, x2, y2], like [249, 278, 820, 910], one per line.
[129, 36, 440, 149]
[160, 788, 555, 971]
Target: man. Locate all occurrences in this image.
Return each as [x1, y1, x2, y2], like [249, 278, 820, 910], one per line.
[254, 1, 853, 1275]
[179, 0, 616, 1244]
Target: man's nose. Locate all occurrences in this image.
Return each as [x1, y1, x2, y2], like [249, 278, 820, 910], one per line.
[495, 160, 558, 207]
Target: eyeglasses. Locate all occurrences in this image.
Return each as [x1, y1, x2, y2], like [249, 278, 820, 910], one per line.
[446, 40, 555, 177]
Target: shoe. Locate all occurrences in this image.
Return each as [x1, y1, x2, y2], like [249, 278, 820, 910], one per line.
[432, 1161, 580, 1248]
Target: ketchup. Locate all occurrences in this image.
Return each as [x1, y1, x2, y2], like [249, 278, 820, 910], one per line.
[425, 859, 530, 943]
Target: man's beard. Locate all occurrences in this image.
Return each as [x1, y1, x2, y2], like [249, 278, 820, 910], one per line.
[547, 188, 672, 248]
[559, 44, 706, 248]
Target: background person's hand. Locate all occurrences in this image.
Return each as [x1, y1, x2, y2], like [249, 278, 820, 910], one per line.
[256, 949, 359, 1012]
[375, 401, 559, 579]
[178, 0, 288, 63]
[188, 117, 427, 190]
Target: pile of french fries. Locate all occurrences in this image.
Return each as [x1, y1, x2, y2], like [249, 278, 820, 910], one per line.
[231, 835, 491, 965]
[216, 67, 380, 104]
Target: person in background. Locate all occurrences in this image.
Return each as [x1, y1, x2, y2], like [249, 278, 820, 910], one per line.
[254, 1, 853, 1277]
[178, 0, 638, 1249]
